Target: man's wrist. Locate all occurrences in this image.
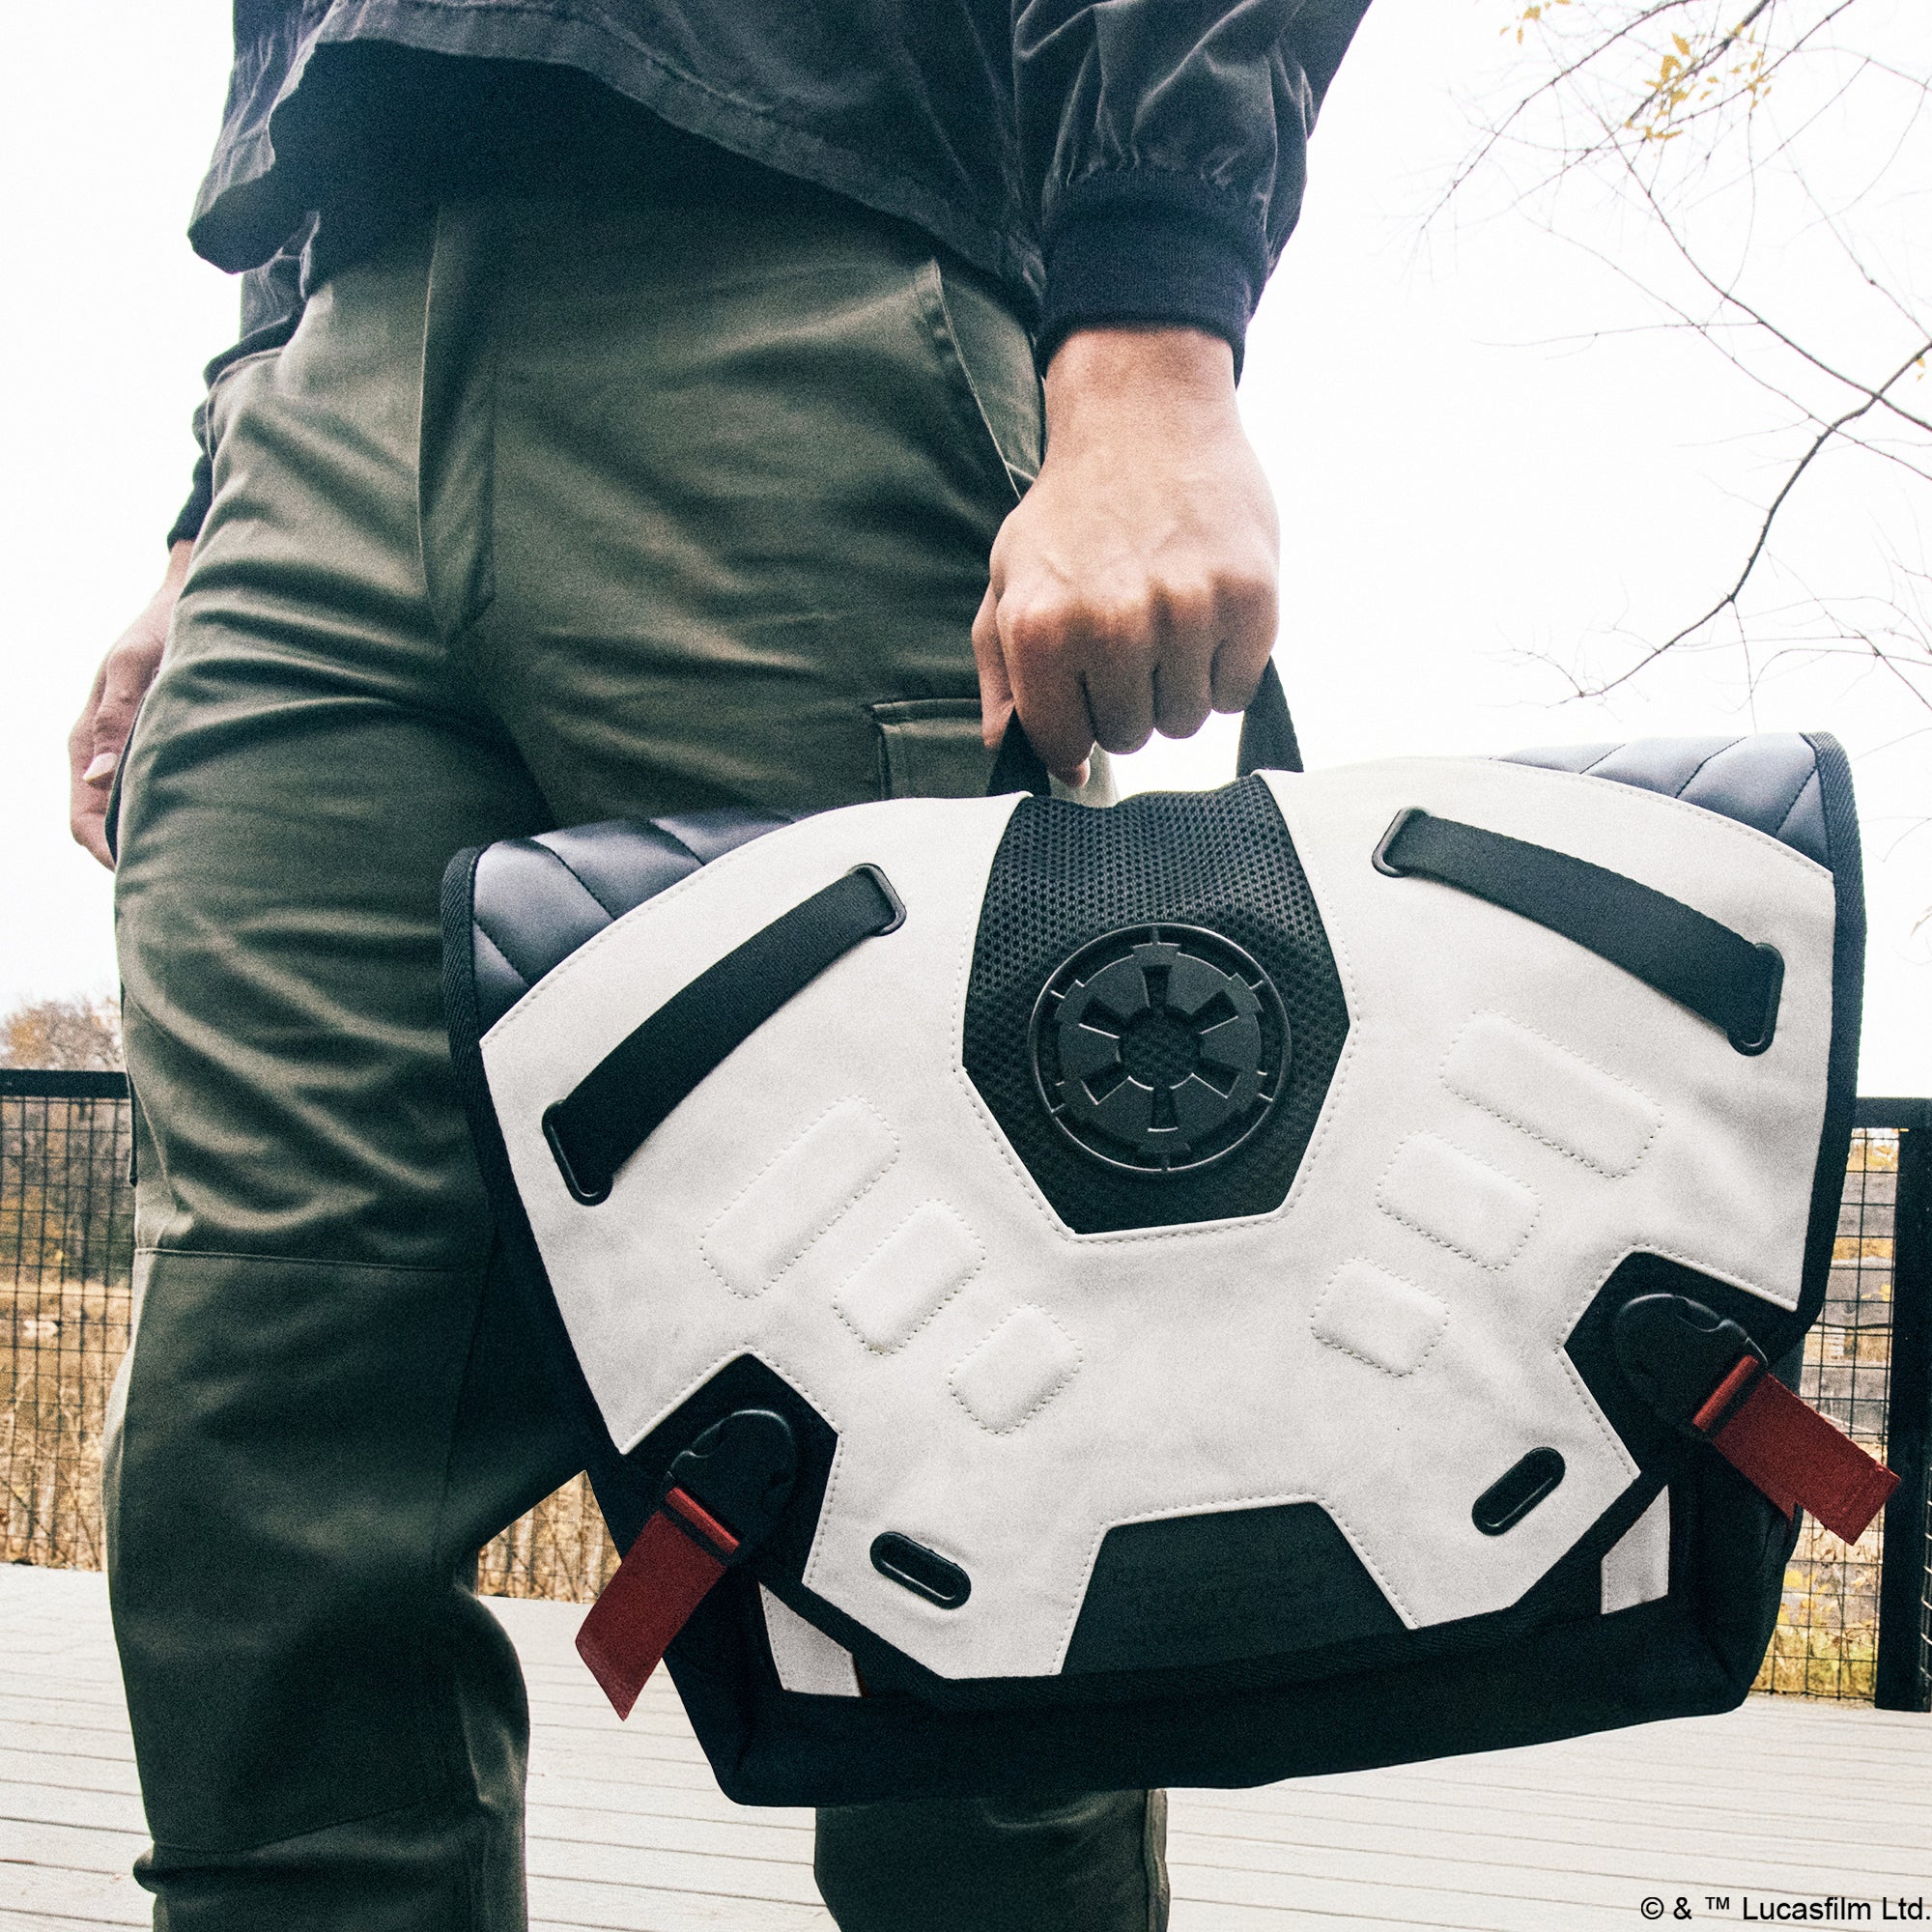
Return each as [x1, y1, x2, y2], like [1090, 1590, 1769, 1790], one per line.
[1042, 327, 1238, 440]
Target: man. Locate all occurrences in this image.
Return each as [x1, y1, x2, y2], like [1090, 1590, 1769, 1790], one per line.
[68, 7, 1370, 1927]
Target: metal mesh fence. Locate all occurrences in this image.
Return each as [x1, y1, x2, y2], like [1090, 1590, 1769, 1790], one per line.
[0, 1075, 615, 1593]
[1752, 1127, 1896, 1698]
[2, 1078, 134, 1568]
[3, 1075, 1925, 1707]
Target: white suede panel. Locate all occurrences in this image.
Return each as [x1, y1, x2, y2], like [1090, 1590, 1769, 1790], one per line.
[479, 760, 1836, 1682]
[1311, 1261, 1449, 1376]
[702, 1099, 897, 1298]
[760, 1587, 862, 1696]
[1601, 1492, 1672, 1614]
[1445, 1013, 1662, 1178]
[1376, 1134, 1540, 1268]
[950, 1306, 1082, 1433]
[835, 1203, 983, 1352]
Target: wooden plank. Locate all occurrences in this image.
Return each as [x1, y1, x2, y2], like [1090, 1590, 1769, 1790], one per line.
[526, 1875, 833, 1931]
[6, 1564, 1932, 1932]
[0, 1862, 147, 1927]
[1169, 1798, 1928, 1878]
[0, 1724, 135, 1770]
[0, 1818, 148, 1880]
[526, 1775, 812, 1833]
[1162, 1823, 1927, 1904]
[0, 1696, 131, 1741]
[528, 1806, 815, 1866]
[526, 1748, 724, 1796]
[0, 1749, 142, 1802]
[0, 1682, 128, 1722]
[0, 1782, 147, 1837]
[1189, 1753, 1931, 1832]
[1164, 1906, 1607, 1932]
[525, 1836, 821, 1904]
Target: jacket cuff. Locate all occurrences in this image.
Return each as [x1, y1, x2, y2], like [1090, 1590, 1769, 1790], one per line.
[1037, 173, 1264, 378]
[165, 455, 213, 550]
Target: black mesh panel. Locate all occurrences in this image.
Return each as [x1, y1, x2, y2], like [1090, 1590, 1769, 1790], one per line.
[963, 776, 1349, 1232]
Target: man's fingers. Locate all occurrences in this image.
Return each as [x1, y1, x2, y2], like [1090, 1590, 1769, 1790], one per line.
[1000, 611, 1096, 784]
[971, 583, 1013, 750]
[1148, 585, 1214, 739]
[1076, 620, 1157, 757]
[71, 793, 113, 870]
[68, 545, 190, 873]
[1207, 578, 1279, 714]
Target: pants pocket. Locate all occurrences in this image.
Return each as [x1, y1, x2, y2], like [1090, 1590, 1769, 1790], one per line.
[919, 255, 1043, 503]
[870, 696, 995, 800]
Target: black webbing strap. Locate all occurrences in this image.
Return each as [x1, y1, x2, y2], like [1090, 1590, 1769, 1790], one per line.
[986, 659, 1304, 797]
[542, 865, 905, 1203]
[1375, 809, 1783, 1055]
[1236, 661, 1303, 778]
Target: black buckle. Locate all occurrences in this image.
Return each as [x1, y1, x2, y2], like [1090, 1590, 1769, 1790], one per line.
[1612, 1293, 1767, 1435]
[659, 1408, 800, 1566]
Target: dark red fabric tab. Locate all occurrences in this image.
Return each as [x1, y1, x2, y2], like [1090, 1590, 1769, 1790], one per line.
[575, 1488, 738, 1719]
[1699, 1361, 1900, 1544]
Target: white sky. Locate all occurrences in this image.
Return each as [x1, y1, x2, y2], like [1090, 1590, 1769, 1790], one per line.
[3, 2, 1925, 1091]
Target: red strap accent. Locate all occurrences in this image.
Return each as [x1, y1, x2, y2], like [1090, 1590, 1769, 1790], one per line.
[1690, 1354, 1763, 1435]
[574, 1487, 739, 1719]
[1697, 1359, 1900, 1544]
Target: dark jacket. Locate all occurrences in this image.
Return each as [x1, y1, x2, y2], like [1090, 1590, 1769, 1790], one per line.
[168, 0, 1373, 543]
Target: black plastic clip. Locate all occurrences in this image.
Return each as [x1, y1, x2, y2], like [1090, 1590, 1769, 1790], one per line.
[845, 863, 907, 936]
[1612, 1293, 1767, 1435]
[1371, 807, 1426, 879]
[543, 1105, 611, 1206]
[662, 1408, 800, 1565]
[1725, 944, 1784, 1057]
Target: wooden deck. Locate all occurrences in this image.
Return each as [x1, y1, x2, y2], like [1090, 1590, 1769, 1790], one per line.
[2, 1563, 1926, 1929]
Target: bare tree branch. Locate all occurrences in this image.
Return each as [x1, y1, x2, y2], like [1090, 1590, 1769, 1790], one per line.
[1573, 336, 1932, 697]
[1442, 0, 1928, 709]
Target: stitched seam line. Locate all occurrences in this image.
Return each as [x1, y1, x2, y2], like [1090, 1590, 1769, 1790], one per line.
[132, 1246, 472, 1276]
[941, 775, 1362, 1249]
[948, 1304, 1081, 1435]
[611, 1341, 846, 1463]
[541, 843, 629, 922]
[1309, 1264, 1449, 1378]
[1374, 1137, 1540, 1272]
[699, 1098, 899, 1298]
[1438, 1012, 1662, 1179]
[830, 1202, 985, 1355]
[1774, 769, 1819, 839]
[485, 819, 820, 1045]
[1489, 760, 1833, 881]
[1053, 1487, 1419, 1665]
[470, 923, 529, 1000]
[1670, 738, 1746, 797]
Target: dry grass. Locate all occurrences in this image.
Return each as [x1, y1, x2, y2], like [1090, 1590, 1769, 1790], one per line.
[2, 1274, 618, 1598]
[2, 1277, 130, 1569]
[477, 1474, 621, 1603]
[1753, 1516, 1885, 1698]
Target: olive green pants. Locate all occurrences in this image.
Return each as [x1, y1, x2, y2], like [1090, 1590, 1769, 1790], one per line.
[108, 194, 1159, 1931]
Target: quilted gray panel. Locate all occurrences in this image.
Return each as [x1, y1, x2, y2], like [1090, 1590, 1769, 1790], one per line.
[1501, 734, 1828, 867]
[470, 811, 789, 1031]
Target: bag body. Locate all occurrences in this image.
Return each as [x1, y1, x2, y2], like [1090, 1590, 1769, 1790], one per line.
[442, 732, 1865, 1804]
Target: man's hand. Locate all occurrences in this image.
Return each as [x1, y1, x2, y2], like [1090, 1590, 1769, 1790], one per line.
[70, 540, 193, 869]
[973, 327, 1278, 785]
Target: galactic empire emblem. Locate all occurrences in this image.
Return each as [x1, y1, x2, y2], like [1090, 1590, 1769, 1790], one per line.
[1030, 924, 1290, 1175]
